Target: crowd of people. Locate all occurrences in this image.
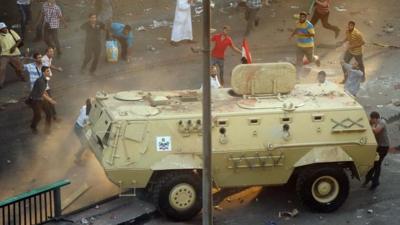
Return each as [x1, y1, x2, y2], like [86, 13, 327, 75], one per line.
[0, 0, 134, 134]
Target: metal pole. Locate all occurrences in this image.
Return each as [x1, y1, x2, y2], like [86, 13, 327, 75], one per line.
[202, 0, 212, 225]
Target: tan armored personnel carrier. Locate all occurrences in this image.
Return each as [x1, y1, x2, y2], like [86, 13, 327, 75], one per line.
[84, 63, 377, 221]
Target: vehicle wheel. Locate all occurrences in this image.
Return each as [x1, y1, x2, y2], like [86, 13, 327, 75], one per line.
[296, 165, 349, 212]
[152, 171, 202, 221]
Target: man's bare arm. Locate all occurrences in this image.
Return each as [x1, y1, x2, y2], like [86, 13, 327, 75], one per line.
[43, 92, 56, 104]
[231, 44, 241, 54]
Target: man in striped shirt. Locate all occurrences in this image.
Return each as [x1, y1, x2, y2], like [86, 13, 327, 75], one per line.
[290, 11, 320, 77]
[338, 21, 365, 83]
[310, 0, 340, 39]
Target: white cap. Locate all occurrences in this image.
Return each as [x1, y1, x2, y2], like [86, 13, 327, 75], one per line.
[0, 22, 7, 30]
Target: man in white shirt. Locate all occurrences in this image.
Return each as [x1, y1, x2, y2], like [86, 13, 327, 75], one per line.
[171, 0, 194, 46]
[42, 47, 62, 120]
[200, 65, 222, 90]
[42, 46, 62, 76]
[210, 65, 222, 89]
[74, 99, 92, 164]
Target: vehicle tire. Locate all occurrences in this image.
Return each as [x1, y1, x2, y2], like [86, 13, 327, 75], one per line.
[152, 171, 202, 221]
[296, 165, 349, 212]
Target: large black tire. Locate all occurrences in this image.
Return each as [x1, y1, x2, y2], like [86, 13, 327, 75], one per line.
[296, 165, 349, 213]
[152, 171, 202, 221]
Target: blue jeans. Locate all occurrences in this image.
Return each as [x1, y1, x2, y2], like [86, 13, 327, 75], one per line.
[17, 3, 32, 39]
[211, 57, 225, 85]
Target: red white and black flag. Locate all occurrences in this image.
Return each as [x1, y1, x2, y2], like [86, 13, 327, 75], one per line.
[241, 38, 252, 64]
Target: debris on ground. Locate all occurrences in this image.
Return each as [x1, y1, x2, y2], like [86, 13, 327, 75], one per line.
[335, 6, 347, 12]
[6, 160, 11, 164]
[290, 5, 299, 9]
[95, 205, 100, 209]
[149, 20, 171, 29]
[190, 46, 201, 53]
[278, 208, 299, 218]
[214, 205, 223, 211]
[195, 6, 203, 15]
[80, 217, 89, 225]
[6, 99, 18, 104]
[392, 99, 400, 106]
[89, 217, 96, 223]
[136, 26, 146, 31]
[364, 20, 374, 26]
[157, 37, 167, 41]
[383, 24, 395, 33]
[146, 45, 157, 52]
[373, 42, 400, 49]
[367, 209, 374, 214]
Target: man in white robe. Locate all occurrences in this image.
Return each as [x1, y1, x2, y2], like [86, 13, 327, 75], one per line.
[171, 0, 193, 45]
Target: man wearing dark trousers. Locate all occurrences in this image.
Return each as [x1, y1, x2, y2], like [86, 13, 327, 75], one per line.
[17, 0, 32, 39]
[310, 0, 340, 39]
[244, 0, 264, 37]
[29, 66, 56, 134]
[37, 0, 67, 57]
[337, 21, 365, 83]
[81, 13, 105, 73]
[364, 111, 390, 190]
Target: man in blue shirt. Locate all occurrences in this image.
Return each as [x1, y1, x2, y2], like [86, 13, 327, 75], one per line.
[244, 0, 264, 36]
[110, 22, 133, 61]
[341, 61, 363, 97]
[24, 52, 43, 90]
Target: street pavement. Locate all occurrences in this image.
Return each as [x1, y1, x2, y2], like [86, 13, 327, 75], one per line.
[0, 0, 400, 224]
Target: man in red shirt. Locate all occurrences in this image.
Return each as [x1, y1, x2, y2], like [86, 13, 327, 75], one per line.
[310, 0, 340, 38]
[211, 26, 241, 86]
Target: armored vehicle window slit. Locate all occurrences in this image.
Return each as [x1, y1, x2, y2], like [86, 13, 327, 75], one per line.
[281, 117, 292, 123]
[248, 118, 260, 125]
[216, 119, 228, 127]
[312, 114, 324, 122]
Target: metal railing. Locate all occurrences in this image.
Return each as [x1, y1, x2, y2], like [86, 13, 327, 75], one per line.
[0, 180, 70, 225]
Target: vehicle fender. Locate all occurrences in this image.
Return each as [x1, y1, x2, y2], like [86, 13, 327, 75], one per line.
[151, 154, 203, 170]
[294, 146, 353, 168]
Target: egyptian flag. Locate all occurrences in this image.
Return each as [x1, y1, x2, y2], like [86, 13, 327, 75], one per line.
[241, 38, 252, 64]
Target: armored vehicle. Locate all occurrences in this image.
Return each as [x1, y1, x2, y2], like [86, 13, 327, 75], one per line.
[84, 63, 377, 221]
